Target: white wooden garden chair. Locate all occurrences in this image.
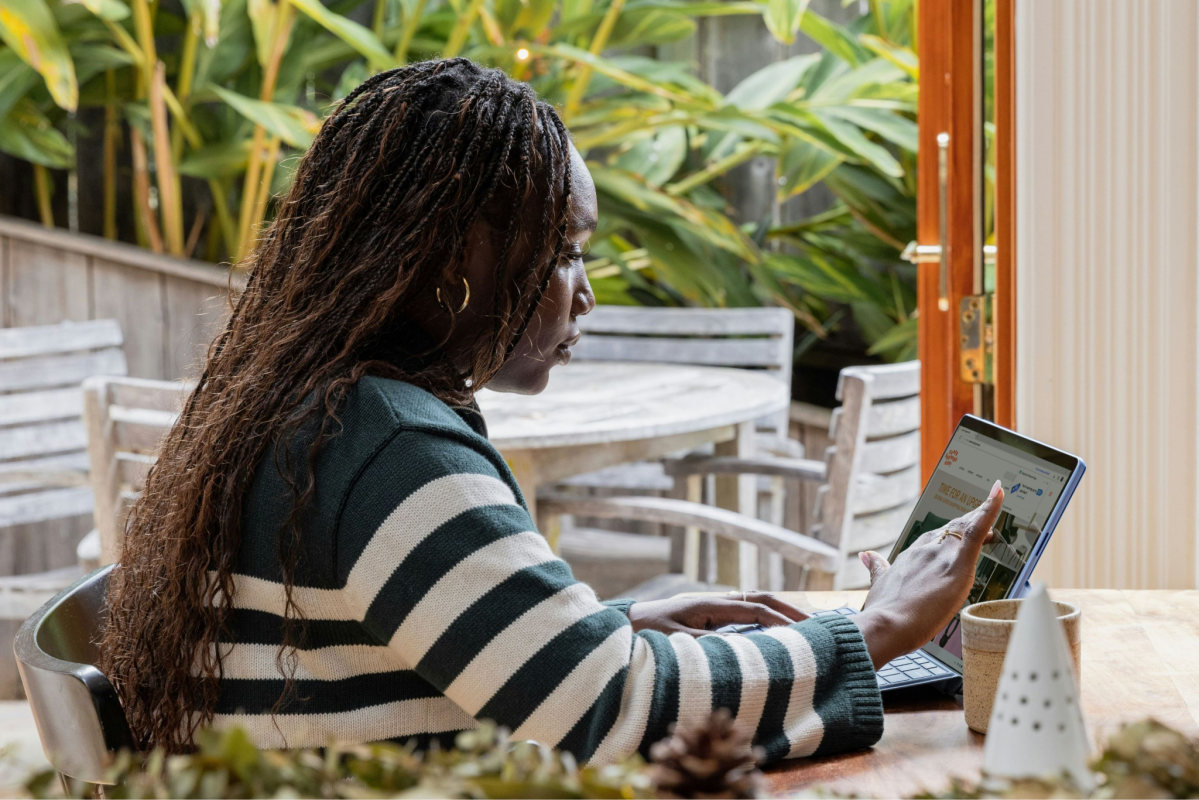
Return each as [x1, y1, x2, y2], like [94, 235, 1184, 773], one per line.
[0, 320, 127, 696]
[545, 361, 921, 597]
[549, 307, 802, 596]
[79, 376, 189, 567]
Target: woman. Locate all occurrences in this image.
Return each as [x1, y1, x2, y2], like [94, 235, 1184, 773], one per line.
[102, 59, 1004, 763]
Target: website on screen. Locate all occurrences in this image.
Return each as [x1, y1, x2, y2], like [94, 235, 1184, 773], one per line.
[891, 426, 1073, 671]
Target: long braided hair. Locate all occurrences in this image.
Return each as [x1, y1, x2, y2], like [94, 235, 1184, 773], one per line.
[100, 59, 575, 753]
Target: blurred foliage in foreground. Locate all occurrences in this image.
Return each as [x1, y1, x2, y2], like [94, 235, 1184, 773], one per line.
[0, 0, 918, 360]
[7, 717, 1199, 798]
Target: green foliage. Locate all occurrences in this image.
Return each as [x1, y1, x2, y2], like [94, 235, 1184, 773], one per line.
[11, 717, 1199, 799]
[19, 723, 654, 799]
[0, 0, 919, 362]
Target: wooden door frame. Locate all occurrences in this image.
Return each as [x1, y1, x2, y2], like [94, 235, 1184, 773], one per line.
[917, 0, 1017, 477]
[994, 0, 1016, 429]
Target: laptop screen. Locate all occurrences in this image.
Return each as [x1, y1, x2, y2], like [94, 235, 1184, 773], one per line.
[888, 418, 1076, 672]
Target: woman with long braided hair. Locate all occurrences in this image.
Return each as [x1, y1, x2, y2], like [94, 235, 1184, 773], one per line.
[102, 59, 1002, 762]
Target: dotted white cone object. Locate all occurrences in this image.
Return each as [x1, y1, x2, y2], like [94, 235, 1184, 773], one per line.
[982, 582, 1093, 791]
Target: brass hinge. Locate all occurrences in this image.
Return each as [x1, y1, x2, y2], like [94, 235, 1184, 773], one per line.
[960, 294, 994, 384]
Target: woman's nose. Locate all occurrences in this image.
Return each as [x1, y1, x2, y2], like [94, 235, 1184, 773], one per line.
[574, 267, 596, 317]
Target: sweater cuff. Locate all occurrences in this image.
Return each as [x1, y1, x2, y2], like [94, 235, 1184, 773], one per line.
[601, 598, 636, 617]
[797, 614, 884, 755]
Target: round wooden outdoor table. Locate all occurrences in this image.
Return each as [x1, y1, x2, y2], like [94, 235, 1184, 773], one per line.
[477, 361, 790, 547]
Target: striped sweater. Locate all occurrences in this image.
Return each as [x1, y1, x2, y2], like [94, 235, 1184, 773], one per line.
[214, 376, 884, 763]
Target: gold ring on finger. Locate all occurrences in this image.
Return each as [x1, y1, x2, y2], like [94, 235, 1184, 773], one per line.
[937, 530, 964, 544]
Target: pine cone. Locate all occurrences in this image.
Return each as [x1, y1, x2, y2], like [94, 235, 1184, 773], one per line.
[650, 709, 764, 799]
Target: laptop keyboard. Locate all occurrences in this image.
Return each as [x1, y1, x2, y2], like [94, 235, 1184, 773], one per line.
[808, 607, 955, 687]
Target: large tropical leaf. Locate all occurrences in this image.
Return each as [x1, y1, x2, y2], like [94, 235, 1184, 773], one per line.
[0, 100, 73, 167]
[0, 50, 39, 120]
[71, 0, 131, 21]
[777, 136, 842, 199]
[179, 139, 252, 178]
[289, 0, 395, 69]
[209, 85, 319, 147]
[0, 0, 78, 110]
[724, 53, 817, 110]
[763, 0, 808, 45]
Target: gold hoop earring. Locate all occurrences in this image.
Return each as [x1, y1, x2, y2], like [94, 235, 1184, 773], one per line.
[436, 277, 471, 313]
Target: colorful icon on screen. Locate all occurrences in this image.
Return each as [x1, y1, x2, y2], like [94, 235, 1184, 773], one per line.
[1036, 488, 1043, 496]
[1011, 483, 1021, 493]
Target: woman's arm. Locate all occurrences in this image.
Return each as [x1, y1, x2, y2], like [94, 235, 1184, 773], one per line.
[334, 431, 882, 765]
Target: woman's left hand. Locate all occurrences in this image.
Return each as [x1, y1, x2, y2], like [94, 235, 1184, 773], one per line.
[626, 592, 808, 636]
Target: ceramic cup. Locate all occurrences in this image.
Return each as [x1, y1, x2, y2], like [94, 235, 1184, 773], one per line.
[960, 598, 1081, 734]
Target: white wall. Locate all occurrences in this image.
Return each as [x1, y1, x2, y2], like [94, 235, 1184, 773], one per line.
[1016, 0, 1198, 588]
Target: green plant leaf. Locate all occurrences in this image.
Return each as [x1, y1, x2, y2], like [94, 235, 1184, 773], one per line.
[725, 53, 817, 110]
[823, 105, 916, 152]
[608, 10, 695, 48]
[0, 0, 78, 110]
[860, 33, 917, 79]
[68, 0, 131, 21]
[0, 50, 38, 119]
[809, 109, 902, 177]
[0, 99, 73, 167]
[209, 85, 319, 147]
[247, 0, 280, 68]
[613, 125, 686, 187]
[763, 0, 808, 45]
[289, 0, 395, 69]
[179, 139, 252, 177]
[866, 315, 917, 361]
[798, 9, 867, 66]
[777, 136, 842, 199]
[70, 42, 135, 84]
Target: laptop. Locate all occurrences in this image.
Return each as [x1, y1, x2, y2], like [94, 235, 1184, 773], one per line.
[716, 414, 1086, 693]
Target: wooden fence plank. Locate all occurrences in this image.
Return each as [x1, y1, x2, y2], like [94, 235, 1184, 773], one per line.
[163, 279, 226, 380]
[92, 258, 167, 379]
[6, 239, 91, 326]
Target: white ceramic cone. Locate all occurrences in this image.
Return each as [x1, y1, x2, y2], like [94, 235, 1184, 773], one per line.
[982, 583, 1093, 791]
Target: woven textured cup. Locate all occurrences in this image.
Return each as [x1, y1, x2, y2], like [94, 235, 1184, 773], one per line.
[960, 598, 1081, 734]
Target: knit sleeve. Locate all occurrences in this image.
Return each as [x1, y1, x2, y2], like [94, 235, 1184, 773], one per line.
[334, 430, 882, 765]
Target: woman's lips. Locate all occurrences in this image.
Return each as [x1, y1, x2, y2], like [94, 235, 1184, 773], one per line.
[557, 333, 580, 364]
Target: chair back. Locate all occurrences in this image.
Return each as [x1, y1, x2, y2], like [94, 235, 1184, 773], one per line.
[813, 362, 921, 588]
[573, 307, 795, 435]
[14, 564, 134, 784]
[0, 320, 127, 532]
[82, 376, 190, 565]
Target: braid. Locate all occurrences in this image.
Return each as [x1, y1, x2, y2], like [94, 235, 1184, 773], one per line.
[101, 59, 575, 753]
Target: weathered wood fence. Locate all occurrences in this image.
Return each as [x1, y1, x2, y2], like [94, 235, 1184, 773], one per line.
[0, 216, 239, 382]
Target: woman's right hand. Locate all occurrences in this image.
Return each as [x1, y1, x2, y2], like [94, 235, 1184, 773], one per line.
[851, 480, 1005, 670]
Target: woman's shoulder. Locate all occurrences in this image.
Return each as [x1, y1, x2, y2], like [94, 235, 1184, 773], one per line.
[343, 376, 517, 496]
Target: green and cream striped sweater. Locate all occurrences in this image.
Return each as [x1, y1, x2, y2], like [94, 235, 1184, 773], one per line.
[213, 376, 883, 763]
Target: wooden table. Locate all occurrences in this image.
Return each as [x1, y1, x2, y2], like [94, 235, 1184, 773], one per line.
[478, 362, 790, 553]
[761, 589, 1199, 798]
